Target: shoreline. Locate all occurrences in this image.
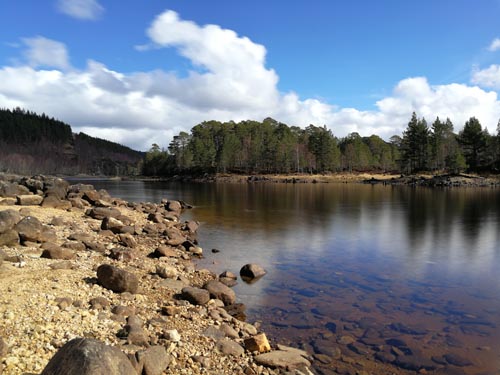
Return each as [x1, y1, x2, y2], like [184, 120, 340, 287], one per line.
[0, 175, 313, 374]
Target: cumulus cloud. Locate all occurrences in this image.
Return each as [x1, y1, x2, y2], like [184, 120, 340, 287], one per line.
[1, 10, 500, 151]
[22, 36, 70, 70]
[56, 0, 104, 20]
[471, 64, 500, 89]
[488, 38, 500, 52]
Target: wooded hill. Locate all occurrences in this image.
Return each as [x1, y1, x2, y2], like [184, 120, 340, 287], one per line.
[142, 114, 500, 176]
[0, 108, 143, 176]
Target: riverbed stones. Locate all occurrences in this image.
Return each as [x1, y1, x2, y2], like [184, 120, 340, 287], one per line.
[203, 279, 236, 306]
[41, 338, 136, 375]
[97, 264, 139, 294]
[181, 286, 210, 305]
[240, 263, 267, 281]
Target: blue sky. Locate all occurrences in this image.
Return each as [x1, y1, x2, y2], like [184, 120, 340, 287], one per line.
[1, 0, 500, 150]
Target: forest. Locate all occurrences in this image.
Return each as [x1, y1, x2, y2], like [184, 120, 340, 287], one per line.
[0, 108, 143, 175]
[142, 113, 500, 176]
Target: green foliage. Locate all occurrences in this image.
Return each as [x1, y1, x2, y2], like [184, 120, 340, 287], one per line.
[459, 117, 488, 171]
[400, 113, 431, 173]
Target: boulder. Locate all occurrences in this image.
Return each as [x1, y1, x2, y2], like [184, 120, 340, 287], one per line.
[41, 243, 76, 260]
[240, 263, 267, 282]
[135, 346, 171, 375]
[44, 178, 69, 200]
[254, 348, 311, 370]
[14, 216, 43, 242]
[82, 190, 101, 205]
[101, 217, 124, 233]
[87, 207, 121, 220]
[215, 338, 245, 357]
[41, 338, 136, 375]
[119, 233, 137, 248]
[0, 198, 17, 206]
[180, 287, 210, 305]
[97, 264, 139, 294]
[203, 280, 236, 306]
[0, 229, 19, 247]
[42, 196, 72, 210]
[165, 200, 182, 213]
[0, 209, 21, 233]
[16, 194, 43, 206]
[0, 182, 29, 197]
[244, 333, 271, 353]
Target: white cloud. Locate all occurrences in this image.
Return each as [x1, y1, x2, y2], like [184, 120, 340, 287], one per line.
[22, 36, 70, 70]
[1, 11, 500, 151]
[56, 0, 104, 20]
[471, 64, 500, 89]
[488, 38, 500, 52]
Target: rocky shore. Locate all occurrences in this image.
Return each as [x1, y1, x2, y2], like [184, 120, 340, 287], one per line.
[0, 175, 313, 375]
[362, 173, 500, 187]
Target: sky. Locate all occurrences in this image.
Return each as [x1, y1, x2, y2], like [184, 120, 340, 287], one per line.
[1, 0, 500, 151]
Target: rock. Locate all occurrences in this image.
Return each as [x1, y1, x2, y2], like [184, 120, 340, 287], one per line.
[224, 303, 247, 321]
[0, 337, 8, 358]
[16, 194, 43, 206]
[123, 316, 149, 346]
[41, 243, 76, 260]
[165, 200, 182, 213]
[42, 196, 72, 210]
[220, 270, 237, 280]
[156, 264, 178, 279]
[50, 217, 67, 226]
[101, 217, 124, 233]
[68, 232, 93, 242]
[153, 245, 177, 258]
[163, 329, 181, 342]
[219, 277, 238, 287]
[185, 220, 199, 233]
[180, 287, 210, 305]
[119, 233, 137, 248]
[244, 333, 271, 353]
[0, 182, 29, 197]
[112, 305, 136, 317]
[62, 241, 86, 251]
[240, 264, 267, 282]
[0, 229, 19, 247]
[44, 178, 69, 200]
[215, 338, 245, 357]
[375, 351, 396, 363]
[83, 241, 106, 253]
[41, 338, 136, 375]
[203, 280, 236, 306]
[110, 247, 138, 262]
[0, 197, 16, 205]
[49, 261, 74, 270]
[82, 190, 101, 205]
[0, 209, 21, 233]
[14, 216, 43, 242]
[219, 323, 239, 339]
[443, 353, 473, 367]
[135, 346, 171, 375]
[97, 264, 139, 294]
[55, 297, 73, 309]
[89, 297, 110, 310]
[158, 278, 187, 292]
[254, 348, 311, 370]
[87, 207, 121, 220]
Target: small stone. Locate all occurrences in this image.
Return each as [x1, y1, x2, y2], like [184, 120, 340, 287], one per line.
[135, 346, 171, 375]
[244, 333, 271, 353]
[181, 287, 210, 305]
[163, 329, 181, 342]
[156, 264, 178, 279]
[240, 264, 267, 282]
[89, 296, 110, 310]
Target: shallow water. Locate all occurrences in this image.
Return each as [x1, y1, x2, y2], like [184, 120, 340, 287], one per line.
[72, 179, 500, 374]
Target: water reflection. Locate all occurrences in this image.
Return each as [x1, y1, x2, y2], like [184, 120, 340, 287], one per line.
[75, 179, 500, 374]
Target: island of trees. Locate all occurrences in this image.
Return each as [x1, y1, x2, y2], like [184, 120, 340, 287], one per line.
[0, 108, 143, 175]
[143, 113, 500, 176]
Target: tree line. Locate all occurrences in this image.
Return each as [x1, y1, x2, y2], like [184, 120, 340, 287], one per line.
[142, 113, 500, 176]
[0, 108, 143, 175]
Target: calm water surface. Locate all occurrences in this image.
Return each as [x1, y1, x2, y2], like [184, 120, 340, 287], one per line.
[71, 179, 500, 374]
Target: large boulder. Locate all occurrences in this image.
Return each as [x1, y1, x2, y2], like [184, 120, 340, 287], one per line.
[14, 216, 43, 242]
[203, 280, 236, 306]
[44, 178, 69, 200]
[240, 263, 267, 282]
[0, 182, 29, 197]
[97, 264, 139, 294]
[41, 338, 136, 375]
[16, 194, 43, 206]
[0, 209, 21, 233]
[254, 347, 311, 370]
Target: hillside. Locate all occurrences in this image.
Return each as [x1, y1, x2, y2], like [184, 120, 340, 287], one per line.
[0, 108, 143, 176]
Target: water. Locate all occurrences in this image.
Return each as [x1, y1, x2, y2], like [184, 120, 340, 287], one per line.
[70, 179, 500, 374]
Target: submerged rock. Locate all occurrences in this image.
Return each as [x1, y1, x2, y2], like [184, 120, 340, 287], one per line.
[240, 263, 267, 282]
